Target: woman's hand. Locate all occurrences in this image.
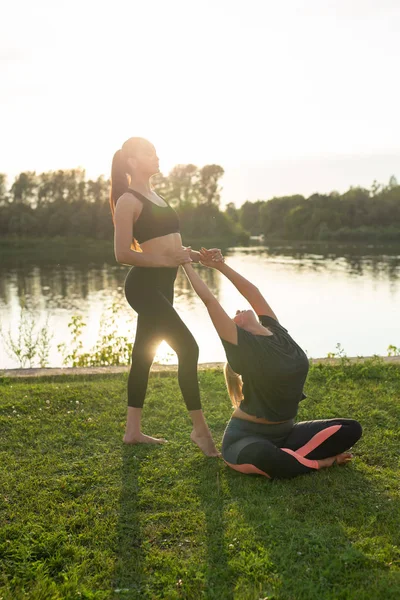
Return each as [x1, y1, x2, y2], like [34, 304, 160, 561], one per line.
[199, 247, 225, 269]
[188, 248, 223, 263]
[168, 247, 193, 267]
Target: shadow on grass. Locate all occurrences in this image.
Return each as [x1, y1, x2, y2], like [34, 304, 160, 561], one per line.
[112, 443, 162, 600]
[195, 458, 237, 600]
[223, 464, 400, 600]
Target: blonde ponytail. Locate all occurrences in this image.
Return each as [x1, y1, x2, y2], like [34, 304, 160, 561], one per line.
[224, 362, 243, 407]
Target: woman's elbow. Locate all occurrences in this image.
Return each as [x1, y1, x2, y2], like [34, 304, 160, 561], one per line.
[115, 250, 129, 265]
[249, 283, 259, 294]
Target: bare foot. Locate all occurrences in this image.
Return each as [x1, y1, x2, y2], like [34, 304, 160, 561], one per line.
[335, 452, 353, 465]
[190, 430, 220, 457]
[318, 452, 353, 468]
[123, 433, 167, 445]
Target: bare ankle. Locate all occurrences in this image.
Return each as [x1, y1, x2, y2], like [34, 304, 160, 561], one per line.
[190, 430, 220, 457]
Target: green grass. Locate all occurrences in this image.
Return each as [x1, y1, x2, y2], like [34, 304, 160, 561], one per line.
[0, 362, 399, 599]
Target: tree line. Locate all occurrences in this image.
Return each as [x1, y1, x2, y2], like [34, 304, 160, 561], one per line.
[230, 176, 400, 243]
[1, 167, 399, 244]
[0, 165, 246, 245]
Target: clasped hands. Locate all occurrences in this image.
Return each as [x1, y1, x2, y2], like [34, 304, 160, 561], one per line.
[199, 246, 225, 268]
[175, 246, 224, 267]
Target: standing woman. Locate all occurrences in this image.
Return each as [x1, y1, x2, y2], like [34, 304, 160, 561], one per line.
[110, 137, 219, 456]
[182, 253, 362, 478]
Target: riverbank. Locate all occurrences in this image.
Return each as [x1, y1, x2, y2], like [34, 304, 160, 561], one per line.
[1, 364, 399, 598]
[2, 355, 400, 378]
[2, 236, 400, 266]
[0, 235, 244, 265]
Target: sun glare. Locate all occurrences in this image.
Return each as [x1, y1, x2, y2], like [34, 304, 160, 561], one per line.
[154, 340, 177, 365]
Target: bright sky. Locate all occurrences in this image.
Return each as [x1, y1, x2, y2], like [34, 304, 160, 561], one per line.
[1, 0, 399, 205]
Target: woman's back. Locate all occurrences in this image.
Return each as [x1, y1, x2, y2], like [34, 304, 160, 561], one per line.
[221, 315, 309, 422]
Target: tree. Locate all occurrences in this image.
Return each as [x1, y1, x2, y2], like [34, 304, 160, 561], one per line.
[0, 174, 8, 206]
[86, 176, 113, 239]
[240, 200, 265, 235]
[260, 195, 305, 239]
[225, 202, 239, 223]
[340, 187, 370, 229]
[165, 164, 199, 208]
[38, 169, 87, 205]
[197, 164, 224, 207]
[370, 180, 383, 197]
[151, 172, 172, 200]
[10, 172, 38, 205]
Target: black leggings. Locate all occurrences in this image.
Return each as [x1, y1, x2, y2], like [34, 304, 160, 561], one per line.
[222, 417, 362, 479]
[124, 266, 201, 411]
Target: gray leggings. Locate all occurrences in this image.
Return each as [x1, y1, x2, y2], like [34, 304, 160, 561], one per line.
[222, 417, 362, 479]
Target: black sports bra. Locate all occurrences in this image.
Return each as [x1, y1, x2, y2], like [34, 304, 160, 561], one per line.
[127, 189, 180, 244]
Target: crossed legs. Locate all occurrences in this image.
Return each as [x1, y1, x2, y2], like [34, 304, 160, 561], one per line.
[223, 418, 362, 479]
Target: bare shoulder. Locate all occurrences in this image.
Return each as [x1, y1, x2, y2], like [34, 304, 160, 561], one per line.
[114, 192, 142, 217]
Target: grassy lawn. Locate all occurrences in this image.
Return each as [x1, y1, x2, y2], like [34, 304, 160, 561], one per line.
[0, 362, 399, 599]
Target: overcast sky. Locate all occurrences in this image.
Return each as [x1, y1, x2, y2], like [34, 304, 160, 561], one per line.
[1, 0, 399, 204]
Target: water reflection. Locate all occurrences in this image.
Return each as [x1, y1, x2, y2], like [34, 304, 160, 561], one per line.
[238, 244, 400, 281]
[0, 265, 127, 311]
[175, 266, 220, 304]
[0, 264, 222, 311]
[1, 245, 400, 368]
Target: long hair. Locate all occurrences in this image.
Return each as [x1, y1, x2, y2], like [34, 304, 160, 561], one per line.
[110, 137, 150, 250]
[110, 149, 130, 219]
[223, 362, 243, 407]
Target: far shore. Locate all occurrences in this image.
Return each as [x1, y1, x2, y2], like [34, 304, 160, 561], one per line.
[2, 355, 400, 378]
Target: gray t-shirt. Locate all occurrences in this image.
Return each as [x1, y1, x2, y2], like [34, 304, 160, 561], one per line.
[221, 315, 309, 421]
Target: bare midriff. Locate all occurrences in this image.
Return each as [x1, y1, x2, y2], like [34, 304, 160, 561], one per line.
[140, 232, 184, 260]
[232, 406, 291, 425]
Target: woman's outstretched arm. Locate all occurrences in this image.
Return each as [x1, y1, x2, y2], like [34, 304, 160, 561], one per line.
[200, 249, 278, 320]
[182, 264, 238, 344]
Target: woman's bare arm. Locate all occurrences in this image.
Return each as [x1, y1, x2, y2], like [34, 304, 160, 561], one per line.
[200, 250, 278, 320]
[182, 264, 238, 344]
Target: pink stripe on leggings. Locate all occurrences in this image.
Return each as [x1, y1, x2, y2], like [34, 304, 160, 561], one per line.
[281, 448, 319, 470]
[224, 460, 271, 478]
[295, 425, 342, 457]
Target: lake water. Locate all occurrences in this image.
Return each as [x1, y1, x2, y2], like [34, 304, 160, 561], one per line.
[1, 245, 400, 369]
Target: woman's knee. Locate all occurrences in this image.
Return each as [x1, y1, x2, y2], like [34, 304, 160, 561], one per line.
[177, 336, 199, 362]
[221, 438, 244, 465]
[346, 419, 363, 444]
[189, 339, 199, 360]
[221, 436, 233, 460]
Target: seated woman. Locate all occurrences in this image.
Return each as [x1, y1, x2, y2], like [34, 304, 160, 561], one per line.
[182, 250, 362, 479]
